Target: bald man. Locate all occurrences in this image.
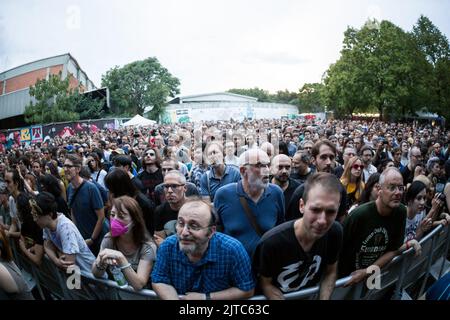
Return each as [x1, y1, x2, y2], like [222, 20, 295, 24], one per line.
[271, 154, 300, 214]
[214, 149, 285, 256]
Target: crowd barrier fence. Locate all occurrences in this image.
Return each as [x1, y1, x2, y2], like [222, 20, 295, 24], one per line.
[5, 224, 449, 300]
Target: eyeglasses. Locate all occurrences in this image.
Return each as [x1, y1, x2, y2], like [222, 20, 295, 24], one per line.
[352, 164, 364, 170]
[384, 184, 405, 192]
[176, 220, 211, 232]
[345, 153, 356, 157]
[244, 162, 270, 169]
[163, 183, 185, 190]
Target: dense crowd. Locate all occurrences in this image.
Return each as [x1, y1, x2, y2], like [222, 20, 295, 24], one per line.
[0, 117, 449, 300]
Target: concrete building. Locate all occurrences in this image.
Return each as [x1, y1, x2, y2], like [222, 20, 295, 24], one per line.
[166, 92, 299, 123]
[0, 53, 96, 129]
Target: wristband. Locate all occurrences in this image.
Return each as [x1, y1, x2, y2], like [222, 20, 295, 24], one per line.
[119, 263, 132, 271]
[405, 241, 410, 250]
[205, 292, 211, 300]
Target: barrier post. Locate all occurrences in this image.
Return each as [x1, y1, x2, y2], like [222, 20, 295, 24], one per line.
[418, 232, 438, 297]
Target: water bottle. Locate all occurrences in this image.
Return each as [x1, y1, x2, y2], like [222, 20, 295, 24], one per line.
[110, 265, 128, 288]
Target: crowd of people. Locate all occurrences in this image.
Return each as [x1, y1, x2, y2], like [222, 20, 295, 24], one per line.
[0, 117, 450, 300]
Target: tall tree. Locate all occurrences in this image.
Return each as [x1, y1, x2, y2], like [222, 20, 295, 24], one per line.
[324, 19, 431, 120]
[24, 73, 80, 124]
[101, 57, 180, 121]
[412, 15, 450, 120]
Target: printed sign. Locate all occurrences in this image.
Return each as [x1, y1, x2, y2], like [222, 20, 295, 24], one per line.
[31, 126, 43, 143]
[20, 128, 31, 142]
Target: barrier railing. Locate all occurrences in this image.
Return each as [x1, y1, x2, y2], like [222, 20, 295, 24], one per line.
[6, 224, 449, 300]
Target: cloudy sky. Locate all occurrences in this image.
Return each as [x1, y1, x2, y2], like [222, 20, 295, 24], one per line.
[1, 0, 449, 96]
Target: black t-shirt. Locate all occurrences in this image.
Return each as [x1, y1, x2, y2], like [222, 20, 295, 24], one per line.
[253, 220, 343, 293]
[135, 192, 156, 235]
[154, 201, 179, 232]
[283, 178, 301, 213]
[338, 201, 406, 277]
[291, 169, 315, 184]
[138, 169, 163, 203]
[285, 183, 347, 222]
[131, 176, 146, 194]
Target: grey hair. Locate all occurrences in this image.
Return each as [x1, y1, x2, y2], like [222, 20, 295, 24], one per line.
[379, 167, 402, 186]
[165, 170, 186, 184]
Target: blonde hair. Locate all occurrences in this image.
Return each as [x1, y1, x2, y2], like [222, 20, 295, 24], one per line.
[340, 156, 365, 201]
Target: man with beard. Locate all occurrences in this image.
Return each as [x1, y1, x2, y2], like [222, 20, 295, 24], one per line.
[151, 198, 255, 300]
[271, 154, 300, 214]
[253, 173, 343, 299]
[361, 145, 378, 183]
[339, 167, 406, 285]
[291, 151, 314, 183]
[199, 142, 241, 202]
[137, 147, 163, 203]
[214, 149, 285, 256]
[286, 140, 347, 222]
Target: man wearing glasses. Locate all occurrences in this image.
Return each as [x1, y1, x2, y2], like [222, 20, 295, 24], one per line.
[214, 149, 285, 256]
[152, 198, 255, 300]
[65, 154, 107, 256]
[154, 171, 188, 243]
[338, 167, 406, 286]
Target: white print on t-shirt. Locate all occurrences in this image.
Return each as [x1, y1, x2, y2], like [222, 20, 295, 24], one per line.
[277, 255, 322, 293]
[356, 227, 388, 270]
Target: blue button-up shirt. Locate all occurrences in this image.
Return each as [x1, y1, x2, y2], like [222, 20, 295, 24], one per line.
[200, 165, 241, 201]
[151, 233, 255, 294]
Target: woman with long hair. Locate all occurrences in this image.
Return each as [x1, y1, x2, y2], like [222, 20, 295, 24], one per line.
[92, 195, 156, 290]
[86, 153, 108, 189]
[340, 156, 365, 211]
[404, 181, 433, 242]
[105, 169, 155, 235]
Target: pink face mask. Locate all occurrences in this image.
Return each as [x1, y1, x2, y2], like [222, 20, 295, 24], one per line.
[110, 218, 131, 237]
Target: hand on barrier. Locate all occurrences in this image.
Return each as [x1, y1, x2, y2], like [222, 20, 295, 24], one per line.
[344, 268, 367, 287]
[58, 255, 75, 270]
[408, 240, 422, 257]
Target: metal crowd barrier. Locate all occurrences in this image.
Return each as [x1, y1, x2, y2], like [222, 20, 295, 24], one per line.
[6, 224, 449, 300]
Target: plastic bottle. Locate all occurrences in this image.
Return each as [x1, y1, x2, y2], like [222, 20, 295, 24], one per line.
[110, 265, 128, 288]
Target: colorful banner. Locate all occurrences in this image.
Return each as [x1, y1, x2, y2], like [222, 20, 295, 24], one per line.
[31, 126, 43, 143]
[20, 128, 31, 142]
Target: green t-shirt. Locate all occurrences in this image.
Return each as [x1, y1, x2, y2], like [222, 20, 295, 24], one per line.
[338, 201, 406, 277]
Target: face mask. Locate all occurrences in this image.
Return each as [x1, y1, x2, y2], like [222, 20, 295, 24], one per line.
[110, 218, 132, 237]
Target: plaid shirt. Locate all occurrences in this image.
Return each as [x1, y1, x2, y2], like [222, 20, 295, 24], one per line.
[151, 233, 255, 294]
[189, 165, 208, 191]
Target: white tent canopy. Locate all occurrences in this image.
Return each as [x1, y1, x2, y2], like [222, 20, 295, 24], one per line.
[121, 114, 156, 127]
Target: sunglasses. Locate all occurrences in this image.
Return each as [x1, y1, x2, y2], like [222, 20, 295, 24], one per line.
[145, 151, 156, 157]
[352, 164, 364, 170]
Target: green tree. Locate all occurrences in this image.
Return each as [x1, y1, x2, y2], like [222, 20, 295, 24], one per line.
[324, 19, 431, 120]
[273, 89, 299, 105]
[24, 73, 80, 124]
[101, 57, 180, 122]
[412, 15, 450, 121]
[227, 87, 272, 102]
[74, 91, 107, 120]
[298, 83, 326, 113]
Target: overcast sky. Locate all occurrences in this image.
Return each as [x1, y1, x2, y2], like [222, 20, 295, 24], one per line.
[1, 0, 449, 96]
